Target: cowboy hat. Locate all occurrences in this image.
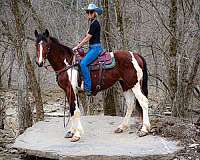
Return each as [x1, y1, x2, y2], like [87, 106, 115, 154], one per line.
[84, 3, 103, 15]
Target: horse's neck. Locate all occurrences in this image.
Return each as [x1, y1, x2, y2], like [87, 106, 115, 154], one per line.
[48, 42, 72, 71]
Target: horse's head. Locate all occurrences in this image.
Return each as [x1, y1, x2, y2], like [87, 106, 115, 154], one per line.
[34, 29, 50, 67]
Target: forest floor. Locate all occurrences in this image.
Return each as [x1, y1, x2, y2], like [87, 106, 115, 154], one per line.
[151, 116, 200, 160]
[0, 89, 200, 160]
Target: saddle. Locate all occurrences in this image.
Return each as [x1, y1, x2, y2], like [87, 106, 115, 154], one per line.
[75, 49, 116, 92]
[75, 49, 116, 71]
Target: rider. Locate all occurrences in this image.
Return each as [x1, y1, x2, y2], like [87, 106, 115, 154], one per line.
[73, 4, 103, 96]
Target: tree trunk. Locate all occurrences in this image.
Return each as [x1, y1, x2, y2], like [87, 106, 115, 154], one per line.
[25, 53, 44, 121]
[115, 0, 127, 50]
[168, 0, 178, 116]
[103, 83, 124, 116]
[174, 52, 190, 118]
[180, 1, 200, 120]
[101, 0, 116, 116]
[0, 98, 5, 129]
[134, 0, 141, 52]
[102, 0, 112, 52]
[182, 34, 200, 118]
[8, 51, 15, 88]
[10, 0, 33, 133]
[170, 0, 200, 118]
[0, 50, 5, 88]
[17, 63, 33, 134]
[101, 0, 125, 116]
[10, 0, 44, 121]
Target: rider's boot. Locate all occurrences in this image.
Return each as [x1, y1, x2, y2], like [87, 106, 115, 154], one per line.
[77, 81, 92, 96]
[77, 81, 84, 93]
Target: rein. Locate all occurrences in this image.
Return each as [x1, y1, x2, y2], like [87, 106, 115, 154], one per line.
[43, 46, 79, 76]
[43, 63, 78, 76]
[42, 48, 80, 128]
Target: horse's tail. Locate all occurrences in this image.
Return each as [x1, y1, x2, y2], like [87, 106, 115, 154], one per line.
[141, 57, 148, 97]
[135, 55, 148, 117]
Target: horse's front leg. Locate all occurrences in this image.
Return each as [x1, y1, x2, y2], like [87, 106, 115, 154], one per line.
[70, 105, 84, 142]
[64, 88, 84, 142]
[66, 68, 84, 142]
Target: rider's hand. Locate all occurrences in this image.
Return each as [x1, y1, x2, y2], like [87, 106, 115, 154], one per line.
[72, 45, 79, 51]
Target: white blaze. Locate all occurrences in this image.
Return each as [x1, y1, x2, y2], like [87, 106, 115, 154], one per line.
[38, 41, 43, 63]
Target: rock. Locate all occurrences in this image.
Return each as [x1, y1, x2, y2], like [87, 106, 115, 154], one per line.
[13, 116, 182, 159]
[9, 148, 18, 154]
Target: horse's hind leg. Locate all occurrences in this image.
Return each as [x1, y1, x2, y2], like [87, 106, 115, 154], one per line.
[132, 82, 150, 136]
[115, 89, 135, 133]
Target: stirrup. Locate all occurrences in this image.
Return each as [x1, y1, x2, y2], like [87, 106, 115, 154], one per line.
[76, 86, 84, 93]
[84, 90, 92, 96]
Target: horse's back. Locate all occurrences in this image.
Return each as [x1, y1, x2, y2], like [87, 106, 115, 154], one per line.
[113, 50, 145, 70]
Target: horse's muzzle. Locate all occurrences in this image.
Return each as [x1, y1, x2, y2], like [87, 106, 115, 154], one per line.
[36, 61, 43, 67]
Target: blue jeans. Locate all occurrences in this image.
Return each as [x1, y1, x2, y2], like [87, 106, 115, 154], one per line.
[80, 43, 103, 92]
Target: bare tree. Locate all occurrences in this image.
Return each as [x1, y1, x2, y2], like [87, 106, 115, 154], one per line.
[10, 0, 33, 133]
[167, 0, 178, 115]
[102, 0, 112, 51]
[100, 0, 115, 116]
[100, 0, 125, 116]
[146, 0, 200, 118]
[115, 0, 127, 50]
[1, 0, 45, 121]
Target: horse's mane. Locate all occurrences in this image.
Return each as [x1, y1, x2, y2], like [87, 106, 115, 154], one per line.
[50, 37, 73, 55]
[50, 37, 60, 44]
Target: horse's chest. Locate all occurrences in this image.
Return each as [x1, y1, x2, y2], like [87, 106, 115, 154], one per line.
[56, 72, 69, 88]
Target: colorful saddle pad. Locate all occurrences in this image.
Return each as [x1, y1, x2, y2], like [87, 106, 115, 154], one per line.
[75, 51, 116, 70]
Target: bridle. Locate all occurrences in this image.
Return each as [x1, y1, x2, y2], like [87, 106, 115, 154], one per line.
[39, 41, 77, 76]
[37, 42, 80, 128]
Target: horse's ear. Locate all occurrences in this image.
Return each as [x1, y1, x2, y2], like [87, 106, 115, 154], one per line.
[44, 29, 49, 38]
[35, 30, 38, 37]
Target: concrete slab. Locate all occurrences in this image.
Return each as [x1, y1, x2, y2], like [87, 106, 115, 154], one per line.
[13, 116, 181, 159]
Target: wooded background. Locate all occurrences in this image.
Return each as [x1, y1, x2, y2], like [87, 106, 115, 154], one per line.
[0, 0, 200, 133]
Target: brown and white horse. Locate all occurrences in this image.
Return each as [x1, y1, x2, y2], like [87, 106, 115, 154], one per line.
[34, 29, 150, 142]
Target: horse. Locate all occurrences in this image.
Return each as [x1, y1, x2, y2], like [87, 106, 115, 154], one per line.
[34, 29, 150, 142]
